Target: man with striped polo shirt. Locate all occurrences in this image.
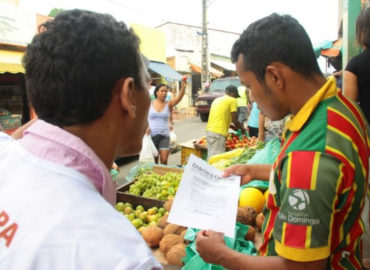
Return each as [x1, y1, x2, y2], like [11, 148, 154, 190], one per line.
[195, 13, 369, 270]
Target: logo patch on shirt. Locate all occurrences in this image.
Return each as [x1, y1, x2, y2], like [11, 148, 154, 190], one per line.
[288, 189, 310, 211]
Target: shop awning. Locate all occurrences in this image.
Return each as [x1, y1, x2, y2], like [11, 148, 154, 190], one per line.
[313, 39, 342, 58]
[190, 63, 202, 73]
[190, 62, 223, 78]
[321, 39, 342, 57]
[149, 61, 182, 81]
[211, 60, 236, 71]
[0, 50, 25, 73]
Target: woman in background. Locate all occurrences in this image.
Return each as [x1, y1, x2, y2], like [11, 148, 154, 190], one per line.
[344, 8, 370, 124]
[147, 81, 187, 164]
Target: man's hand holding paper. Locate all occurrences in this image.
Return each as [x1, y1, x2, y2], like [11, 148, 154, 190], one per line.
[167, 154, 240, 237]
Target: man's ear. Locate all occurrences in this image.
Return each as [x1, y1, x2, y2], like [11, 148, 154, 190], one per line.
[118, 77, 136, 118]
[265, 64, 284, 90]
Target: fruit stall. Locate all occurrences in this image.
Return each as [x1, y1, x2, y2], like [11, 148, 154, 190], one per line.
[116, 165, 186, 269]
[116, 151, 279, 268]
[179, 132, 263, 166]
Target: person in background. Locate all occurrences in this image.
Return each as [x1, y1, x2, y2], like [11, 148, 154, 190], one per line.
[236, 85, 249, 128]
[147, 81, 187, 165]
[196, 13, 369, 270]
[247, 101, 260, 137]
[343, 8, 370, 125]
[343, 7, 370, 269]
[258, 113, 287, 142]
[206, 85, 245, 159]
[0, 10, 161, 269]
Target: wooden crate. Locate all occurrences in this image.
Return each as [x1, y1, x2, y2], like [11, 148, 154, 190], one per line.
[116, 165, 184, 207]
[180, 139, 207, 165]
[116, 191, 164, 208]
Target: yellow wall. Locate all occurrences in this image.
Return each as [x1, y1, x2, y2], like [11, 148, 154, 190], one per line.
[130, 23, 166, 62]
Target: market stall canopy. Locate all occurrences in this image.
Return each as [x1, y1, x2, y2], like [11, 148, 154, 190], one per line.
[0, 50, 25, 73]
[190, 63, 201, 73]
[211, 60, 236, 71]
[313, 39, 342, 58]
[190, 63, 223, 78]
[149, 61, 182, 81]
[321, 39, 342, 57]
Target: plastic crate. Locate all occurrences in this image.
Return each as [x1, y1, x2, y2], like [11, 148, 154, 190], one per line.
[180, 139, 207, 165]
[0, 114, 21, 130]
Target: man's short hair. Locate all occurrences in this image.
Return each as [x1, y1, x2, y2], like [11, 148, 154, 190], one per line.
[231, 13, 322, 82]
[24, 9, 144, 126]
[225, 85, 240, 98]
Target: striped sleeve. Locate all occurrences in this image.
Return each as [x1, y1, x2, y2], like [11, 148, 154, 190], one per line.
[273, 150, 344, 262]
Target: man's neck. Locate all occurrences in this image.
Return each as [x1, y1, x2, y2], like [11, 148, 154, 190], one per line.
[63, 122, 115, 169]
[288, 74, 327, 115]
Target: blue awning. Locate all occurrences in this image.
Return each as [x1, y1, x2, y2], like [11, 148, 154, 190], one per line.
[149, 61, 182, 81]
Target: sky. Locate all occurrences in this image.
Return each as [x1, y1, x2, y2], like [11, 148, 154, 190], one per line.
[19, 0, 340, 46]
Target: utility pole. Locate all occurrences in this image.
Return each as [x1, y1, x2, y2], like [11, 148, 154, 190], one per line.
[201, 0, 210, 91]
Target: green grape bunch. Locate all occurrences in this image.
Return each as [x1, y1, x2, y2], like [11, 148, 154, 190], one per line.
[128, 172, 182, 201]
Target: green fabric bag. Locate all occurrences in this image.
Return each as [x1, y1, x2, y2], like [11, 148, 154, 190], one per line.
[239, 137, 281, 189]
[246, 137, 280, 165]
[182, 223, 257, 269]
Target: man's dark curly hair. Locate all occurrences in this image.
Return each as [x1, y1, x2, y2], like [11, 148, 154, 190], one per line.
[24, 9, 143, 126]
[231, 13, 322, 83]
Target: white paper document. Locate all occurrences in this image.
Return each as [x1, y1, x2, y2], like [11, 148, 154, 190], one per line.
[167, 154, 240, 237]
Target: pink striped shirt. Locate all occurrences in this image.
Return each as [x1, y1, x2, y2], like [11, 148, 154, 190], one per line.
[19, 120, 116, 205]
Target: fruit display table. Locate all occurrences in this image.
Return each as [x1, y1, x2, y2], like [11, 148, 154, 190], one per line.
[115, 165, 265, 269]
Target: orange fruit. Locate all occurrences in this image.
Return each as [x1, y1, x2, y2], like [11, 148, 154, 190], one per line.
[239, 187, 265, 213]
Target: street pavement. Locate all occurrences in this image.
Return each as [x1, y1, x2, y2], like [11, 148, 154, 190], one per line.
[115, 116, 207, 187]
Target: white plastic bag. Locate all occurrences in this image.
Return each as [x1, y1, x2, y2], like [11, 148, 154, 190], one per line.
[169, 130, 177, 149]
[139, 135, 158, 163]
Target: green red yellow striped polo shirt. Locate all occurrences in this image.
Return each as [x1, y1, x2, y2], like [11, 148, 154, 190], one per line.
[259, 77, 369, 269]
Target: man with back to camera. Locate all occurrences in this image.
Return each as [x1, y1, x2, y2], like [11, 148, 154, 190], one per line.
[205, 85, 246, 159]
[0, 9, 162, 269]
[196, 13, 369, 270]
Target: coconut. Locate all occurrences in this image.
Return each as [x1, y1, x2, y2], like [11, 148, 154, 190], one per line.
[164, 199, 173, 212]
[180, 229, 189, 244]
[157, 213, 169, 229]
[237, 206, 257, 226]
[175, 226, 187, 235]
[159, 234, 183, 255]
[245, 226, 256, 241]
[141, 225, 163, 248]
[180, 229, 187, 239]
[255, 213, 264, 231]
[166, 243, 186, 266]
[163, 224, 180, 235]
